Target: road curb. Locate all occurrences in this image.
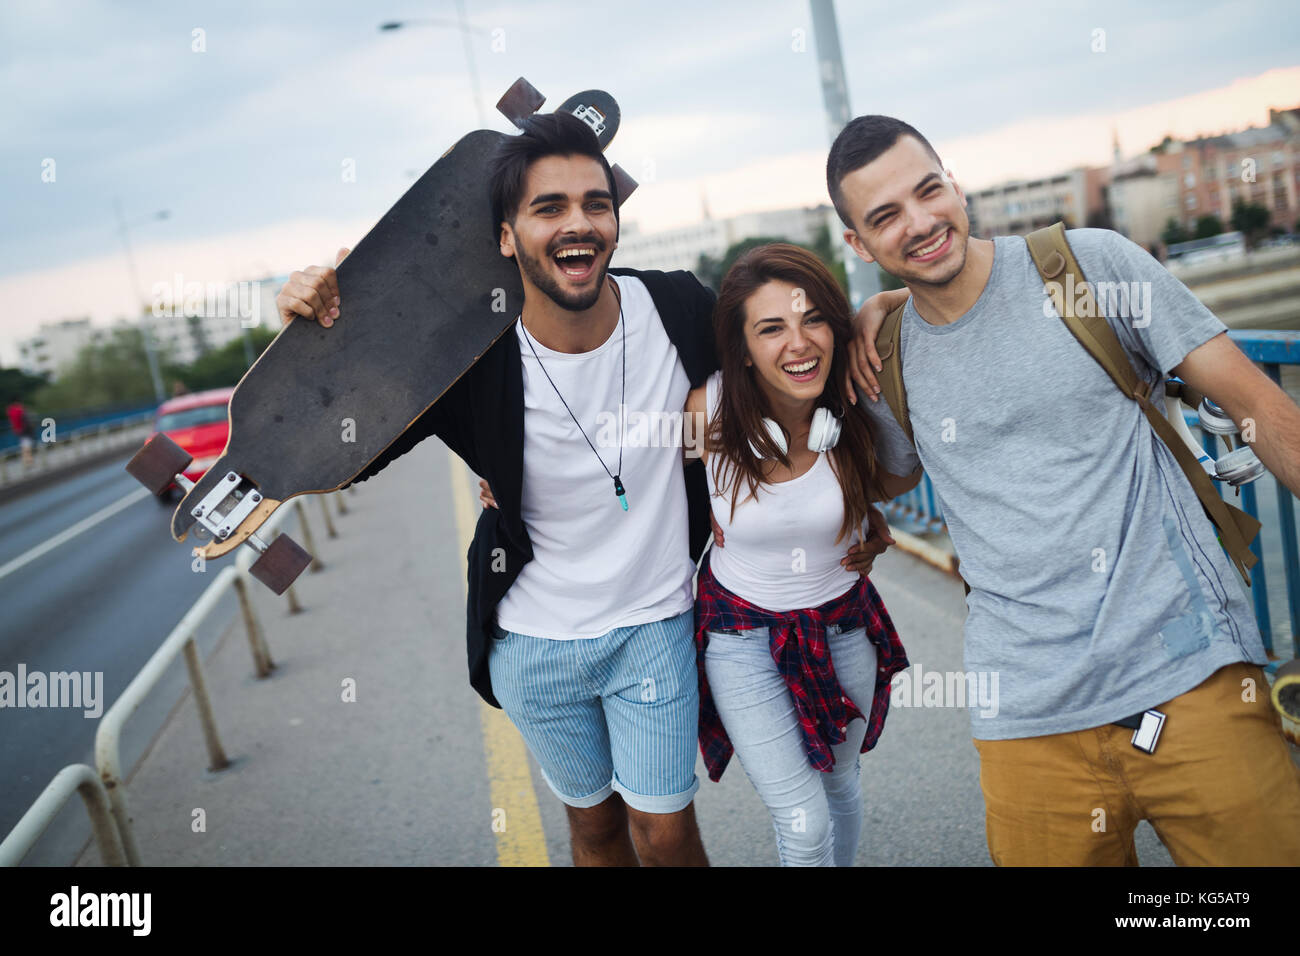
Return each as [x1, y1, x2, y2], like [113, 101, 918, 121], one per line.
[889, 526, 962, 580]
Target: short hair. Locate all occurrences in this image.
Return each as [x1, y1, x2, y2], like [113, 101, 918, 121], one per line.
[487, 111, 619, 237]
[826, 115, 942, 230]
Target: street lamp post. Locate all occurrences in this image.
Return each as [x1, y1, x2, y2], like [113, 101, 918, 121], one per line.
[809, 0, 881, 308]
[379, 6, 489, 128]
[114, 199, 170, 403]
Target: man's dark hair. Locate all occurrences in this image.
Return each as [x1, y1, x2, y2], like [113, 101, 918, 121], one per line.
[488, 111, 619, 238]
[826, 115, 942, 230]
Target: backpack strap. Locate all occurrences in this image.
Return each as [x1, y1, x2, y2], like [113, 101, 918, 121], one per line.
[1165, 378, 1208, 413]
[873, 301, 913, 446]
[1024, 222, 1260, 586]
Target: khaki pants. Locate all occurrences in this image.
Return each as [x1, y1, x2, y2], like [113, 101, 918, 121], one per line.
[973, 663, 1300, 865]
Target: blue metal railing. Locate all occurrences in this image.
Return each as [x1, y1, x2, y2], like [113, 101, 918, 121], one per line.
[881, 328, 1300, 665]
[0, 401, 158, 453]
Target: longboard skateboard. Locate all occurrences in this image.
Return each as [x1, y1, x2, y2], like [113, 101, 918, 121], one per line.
[127, 79, 636, 594]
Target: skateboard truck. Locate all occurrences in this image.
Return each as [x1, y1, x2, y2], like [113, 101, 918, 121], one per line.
[127, 433, 313, 595]
[191, 470, 264, 541]
[568, 101, 608, 138]
[497, 77, 639, 205]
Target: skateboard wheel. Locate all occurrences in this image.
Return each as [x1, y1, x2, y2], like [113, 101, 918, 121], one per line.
[611, 164, 638, 206]
[249, 534, 312, 595]
[126, 434, 193, 496]
[497, 77, 545, 128]
[1272, 658, 1300, 724]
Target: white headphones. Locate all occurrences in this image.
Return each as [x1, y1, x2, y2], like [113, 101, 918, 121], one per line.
[1164, 390, 1265, 487]
[1195, 397, 1265, 486]
[750, 406, 842, 458]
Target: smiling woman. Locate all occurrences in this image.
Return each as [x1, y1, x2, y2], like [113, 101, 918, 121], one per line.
[704, 243, 887, 531]
[685, 242, 909, 867]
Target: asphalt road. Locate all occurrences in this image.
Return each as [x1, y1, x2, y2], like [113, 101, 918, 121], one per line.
[0, 455, 244, 865]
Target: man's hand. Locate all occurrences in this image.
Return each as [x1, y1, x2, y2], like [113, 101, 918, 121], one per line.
[840, 505, 895, 575]
[276, 247, 350, 327]
[479, 479, 498, 510]
[846, 287, 910, 404]
[710, 510, 724, 548]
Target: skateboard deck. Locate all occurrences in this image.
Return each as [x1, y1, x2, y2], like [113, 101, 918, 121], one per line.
[127, 79, 634, 592]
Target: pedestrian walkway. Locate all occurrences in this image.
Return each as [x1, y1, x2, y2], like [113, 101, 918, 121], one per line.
[69, 437, 1193, 866]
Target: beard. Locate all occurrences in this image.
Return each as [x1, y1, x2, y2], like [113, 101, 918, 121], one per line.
[891, 223, 968, 288]
[514, 235, 611, 312]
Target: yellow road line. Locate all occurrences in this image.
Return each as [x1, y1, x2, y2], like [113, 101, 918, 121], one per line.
[447, 451, 550, 867]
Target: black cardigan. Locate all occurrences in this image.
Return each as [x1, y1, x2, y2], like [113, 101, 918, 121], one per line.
[349, 268, 720, 707]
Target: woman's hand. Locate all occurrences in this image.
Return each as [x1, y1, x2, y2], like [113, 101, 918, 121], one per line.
[845, 287, 910, 404]
[479, 479, 498, 510]
[841, 505, 895, 575]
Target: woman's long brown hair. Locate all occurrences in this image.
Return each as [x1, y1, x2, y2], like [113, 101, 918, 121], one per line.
[708, 242, 886, 545]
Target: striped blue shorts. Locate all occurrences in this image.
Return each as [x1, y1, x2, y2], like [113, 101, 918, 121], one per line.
[488, 608, 700, 814]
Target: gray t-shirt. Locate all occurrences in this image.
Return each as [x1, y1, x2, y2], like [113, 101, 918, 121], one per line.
[861, 229, 1266, 740]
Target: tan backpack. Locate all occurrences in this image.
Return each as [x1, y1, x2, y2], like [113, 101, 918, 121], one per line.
[871, 222, 1260, 586]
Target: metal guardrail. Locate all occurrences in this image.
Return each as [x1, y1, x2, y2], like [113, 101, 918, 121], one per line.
[0, 490, 354, 866]
[0, 764, 126, 867]
[880, 329, 1300, 667]
[0, 403, 158, 453]
[0, 412, 155, 487]
[1228, 331, 1300, 660]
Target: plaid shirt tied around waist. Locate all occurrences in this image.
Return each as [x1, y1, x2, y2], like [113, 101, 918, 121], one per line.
[694, 554, 909, 782]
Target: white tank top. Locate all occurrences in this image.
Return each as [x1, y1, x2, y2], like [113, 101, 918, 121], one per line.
[704, 371, 859, 612]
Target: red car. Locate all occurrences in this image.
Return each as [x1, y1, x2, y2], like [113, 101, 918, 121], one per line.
[146, 387, 234, 500]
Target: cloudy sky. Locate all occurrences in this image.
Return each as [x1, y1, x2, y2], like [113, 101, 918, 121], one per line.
[2, 0, 1299, 363]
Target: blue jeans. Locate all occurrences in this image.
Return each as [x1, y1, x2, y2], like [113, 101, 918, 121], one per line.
[704, 623, 878, 866]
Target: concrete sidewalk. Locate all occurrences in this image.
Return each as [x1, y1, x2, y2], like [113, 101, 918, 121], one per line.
[70, 436, 1186, 866]
[75, 439, 505, 865]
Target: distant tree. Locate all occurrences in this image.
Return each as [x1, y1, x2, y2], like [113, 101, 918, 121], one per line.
[719, 236, 789, 280]
[31, 326, 165, 413]
[877, 269, 906, 292]
[0, 367, 51, 406]
[694, 252, 723, 292]
[175, 328, 276, 392]
[186, 314, 212, 357]
[1085, 209, 1114, 230]
[1230, 199, 1271, 249]
[699, 231, 863, 299]
[1193, 215, 1224, 239]
[808, 222, 849, 294]
[1161, 217, 1190, 247]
